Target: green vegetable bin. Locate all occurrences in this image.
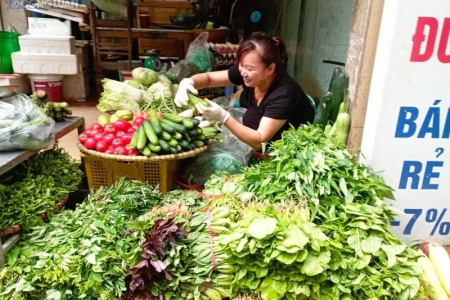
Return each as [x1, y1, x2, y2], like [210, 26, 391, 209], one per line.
[0, 31, 20, 74]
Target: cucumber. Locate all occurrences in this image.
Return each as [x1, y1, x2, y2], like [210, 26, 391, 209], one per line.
[179, 140, 191, 150]
[193, 140, 204, 147]
[137, 126, 148, 151]
[159, 121, 175, 134]
[181, 118, 194, 129]
[161, 131, 172, 141]
[328, 72, 350, 124]
[172, 132, 183, 141]
[189, 142, 197, 149]
[196, 128, 203, 135]
[142, 146, 152, 157]
[187, 128, 198, 137]
[130, 129, 141, 150]
[168, 146, 177, 154]
[196, 134, 206, 141]
[168, 139, 178, 147]
[313, 91, 333, 127]
[176, 145, 182, 152]
[149, 109, 163, 136]
[143, 119, 159, 145]
[184, 132, 192, 142]
[183, 116, 200, 127]
[160, 118, 186, 133]
[158, 139, 171, 152]
[162, 112, 183, 123]
[148, 144, 161, 153]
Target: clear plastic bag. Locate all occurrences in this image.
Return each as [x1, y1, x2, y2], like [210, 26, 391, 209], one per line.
[185, 32, 214, 73]
[0, 93, 55, 151]
[221, 107, 253, 161]
[182, 142, 247, 186]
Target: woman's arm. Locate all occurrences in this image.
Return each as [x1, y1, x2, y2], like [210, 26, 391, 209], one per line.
[191, 70, 233, 89]
[224, 116, 286, 150]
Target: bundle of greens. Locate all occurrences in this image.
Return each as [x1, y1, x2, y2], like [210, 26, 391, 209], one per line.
[0, 147, 82, 231]
[0, 179, 161, 300]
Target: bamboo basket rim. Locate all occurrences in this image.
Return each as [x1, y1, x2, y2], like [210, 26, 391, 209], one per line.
[0, 194, 69, 237]
[77, 142, 209, 162]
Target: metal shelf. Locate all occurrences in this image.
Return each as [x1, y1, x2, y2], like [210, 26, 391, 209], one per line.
[0, 116, 85, 267]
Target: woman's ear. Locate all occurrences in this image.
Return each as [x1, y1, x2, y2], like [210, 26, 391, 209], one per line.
[267, 63, 276, 74]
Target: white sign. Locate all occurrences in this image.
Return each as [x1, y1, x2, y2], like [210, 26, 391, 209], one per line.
[360, 0, 450, 244]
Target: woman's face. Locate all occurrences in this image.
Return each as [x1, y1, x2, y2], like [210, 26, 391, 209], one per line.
[238, 50, 273, 87]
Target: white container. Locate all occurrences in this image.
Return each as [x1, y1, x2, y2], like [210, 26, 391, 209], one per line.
[19, 35, 76, 55]
[28, 18, 71, 36]
[29, 74, 64, 102]
[0, 74, 31, 94]
[12, 52, 81, 75]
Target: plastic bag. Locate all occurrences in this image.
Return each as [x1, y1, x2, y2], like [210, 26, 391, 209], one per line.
[185, 32, 214, 73]
[182, 142, 247, 186]
[165, 59, 200, 84]
[0, 93, 55, 151]
[221, 107, 253, 161]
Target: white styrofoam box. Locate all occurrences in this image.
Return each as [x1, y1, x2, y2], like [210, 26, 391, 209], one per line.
[75, 46, 89, 70]
[12, 52, 81, 75]
[63, 69, 90, 101]
[28, 18, 71, 36]
[19, 35, 76, 55]
[0, 74, 31, 94]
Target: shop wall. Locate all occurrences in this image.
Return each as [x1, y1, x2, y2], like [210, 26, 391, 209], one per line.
[279, 0, 354, 100]
[0, 0, 28, 34]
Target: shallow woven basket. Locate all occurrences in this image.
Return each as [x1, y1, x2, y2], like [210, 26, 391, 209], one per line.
[77, 142, 209, 162]
[0, 194, 69, 237]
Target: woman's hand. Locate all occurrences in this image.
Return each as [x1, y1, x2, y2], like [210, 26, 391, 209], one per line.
[174, 78, 198, 107]
[195, 100, 230, 124]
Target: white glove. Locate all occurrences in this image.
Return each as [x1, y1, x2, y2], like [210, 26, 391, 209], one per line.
[195, 100, 231, 124]
[174, 78, 198, 107]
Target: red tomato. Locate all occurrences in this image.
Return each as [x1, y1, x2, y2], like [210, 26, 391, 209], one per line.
[91, 123, 104, 131]
[115, 131, 126, 138]
[84, 129, 93, 137]
[121, 133, 133, 145]
[142, 112, 150, 119]
[157, 111, 163, 118]
[111, 138, 124, 147]
[134, 117, 145, 125]
[105, 147, 115, 154]
[78, 133, 88, 144]
[132, 124, 140, 131]
[84, 137, 97, 150]
[95, 140, 110, 152]
[127, 127, 136, 133]
[88, 129, 101, 137]
[104, 123, 117, 135]
[128, 149, 140, 156]
[103, 133, 116, 144]
[114, 146, 127, 155]
[114, 120, 131, 131]
[93, 132, 105, 142]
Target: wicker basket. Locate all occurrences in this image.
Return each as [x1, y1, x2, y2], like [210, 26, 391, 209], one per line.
[0, 194, 69, 237]
[78, 143, 209, 194]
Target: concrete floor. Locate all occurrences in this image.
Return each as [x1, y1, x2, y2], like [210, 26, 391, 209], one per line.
[58, 99, 102, 161]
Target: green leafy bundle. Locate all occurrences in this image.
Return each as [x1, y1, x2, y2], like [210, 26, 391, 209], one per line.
[0, 179, 161, 300]
[0, 147, 82, 231]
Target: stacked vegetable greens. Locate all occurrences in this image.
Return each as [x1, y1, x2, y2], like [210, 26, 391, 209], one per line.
[0, 125, 427, 300]
[0, 147, 82, 231]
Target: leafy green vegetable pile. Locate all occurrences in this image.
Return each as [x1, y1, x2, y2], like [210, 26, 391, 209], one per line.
[0, 125, 427, 300]
[0, 147, 82, 231]
[0, 179, 161, 300]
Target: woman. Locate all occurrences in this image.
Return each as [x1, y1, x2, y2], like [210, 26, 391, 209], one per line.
[174, 35, 315, 151]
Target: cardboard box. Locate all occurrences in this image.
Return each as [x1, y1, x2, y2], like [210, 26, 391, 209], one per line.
[63, 69, 90, 101]
[28, 18, 72, 36]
